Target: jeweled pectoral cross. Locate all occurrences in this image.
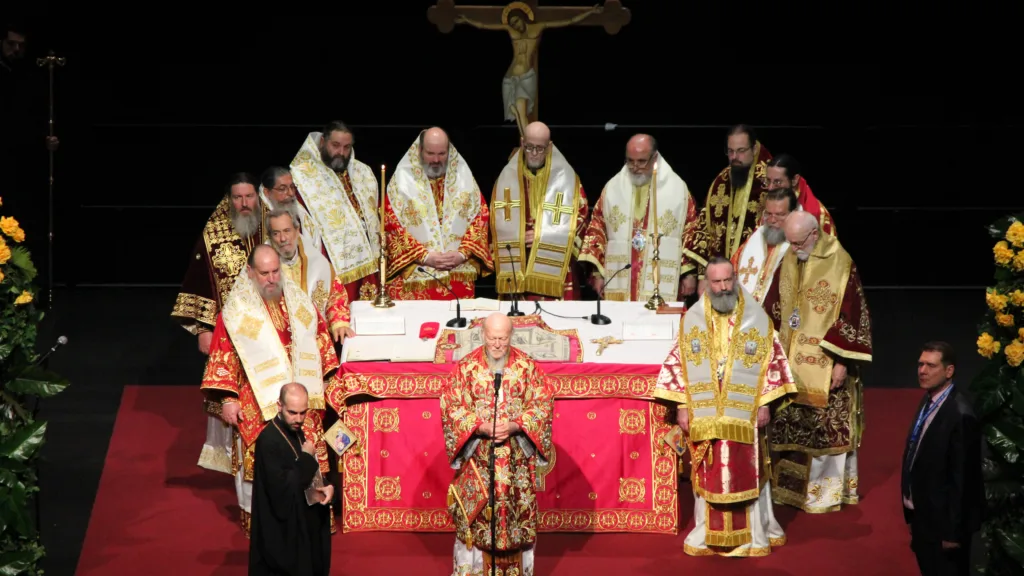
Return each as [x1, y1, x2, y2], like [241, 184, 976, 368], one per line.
[590, 336, 623, 356]
[543, 191, 573, 225]
[494, 186, 520, 222]
[738, 257, 758, 284]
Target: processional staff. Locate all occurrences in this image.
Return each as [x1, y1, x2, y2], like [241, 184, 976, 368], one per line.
[36, 50, 65, 309]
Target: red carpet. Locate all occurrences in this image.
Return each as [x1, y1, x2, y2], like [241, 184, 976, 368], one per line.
[77, 386, 920, 575]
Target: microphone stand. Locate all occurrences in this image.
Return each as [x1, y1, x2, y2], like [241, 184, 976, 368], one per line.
[590, 264, 632, 325]
[504, 244, 524, 317]
[417, 266, 467, 328]
[488, 370, 502, 576]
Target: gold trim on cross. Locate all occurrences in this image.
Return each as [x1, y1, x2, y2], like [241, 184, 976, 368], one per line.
[543, 191, 573, 226]
[738, 256, 759, 284]
[494, 186, 520, 222]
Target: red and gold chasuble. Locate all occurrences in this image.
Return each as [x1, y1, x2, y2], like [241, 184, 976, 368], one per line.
[579, 156, 702, 301]
[441, 347, 554, 566]
[695, 142, 773, 264]
[794, 178, 837, 237]
[655, 287, 795, 548]
[491, 144, 589, 300]
[384, 137, 493, 300]
[278, 237, 353, 332]
[200, 282, 341, 481]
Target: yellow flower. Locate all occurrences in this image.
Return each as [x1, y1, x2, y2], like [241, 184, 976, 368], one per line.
[988, 290, 1010, 312]
[0, 216, 24, 243]
[1012, 290, 1024, 307]
[0, 269, 4, 283]
[1006, 340, 1024, 367]
[978, 332, 1002, 359]
[995, 241, 1015, 266]
[0, 241, 9, 266]
[997, 313, 1016, 327]
[1008, 221, 1024, 248]
[13, 291, 32, 305]
[1015, 252, 1024, 273]
[1019, 327, 1024, 341]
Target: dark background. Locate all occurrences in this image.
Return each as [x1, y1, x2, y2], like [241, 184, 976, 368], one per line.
[1, 2, 1018, 574]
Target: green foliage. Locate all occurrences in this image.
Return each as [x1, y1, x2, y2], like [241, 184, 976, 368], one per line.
[0, 212, 69, 575]
[973, 214, 1024, 575]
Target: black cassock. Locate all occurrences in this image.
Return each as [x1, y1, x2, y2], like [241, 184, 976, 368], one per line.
[249, 415, 331, 576]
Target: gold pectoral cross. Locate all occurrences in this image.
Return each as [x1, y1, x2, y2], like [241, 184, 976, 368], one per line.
[543, 191, 573, 226]
[494, 186, 520, 222]
[590, 336, 624, 356]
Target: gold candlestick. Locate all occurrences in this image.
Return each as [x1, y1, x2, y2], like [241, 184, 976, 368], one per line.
[373, 164, 395, 308]
[645, 161, 664, 310]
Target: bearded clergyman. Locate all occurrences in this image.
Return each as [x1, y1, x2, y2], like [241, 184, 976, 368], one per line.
[729, 187, 797, 303]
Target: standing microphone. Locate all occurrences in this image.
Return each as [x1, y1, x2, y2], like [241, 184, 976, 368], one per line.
[504, 244, 524, 317]
[488, 367, 503, 576]
[35, 335, 68, 367]
[417, 267, 468, 328]
[590, 264, 631, 325]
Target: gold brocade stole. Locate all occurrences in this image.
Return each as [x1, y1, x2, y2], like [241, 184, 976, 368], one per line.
[777, 234, 852, 408]
[679, 289, 773, 445]
[430, 177, 445, 218]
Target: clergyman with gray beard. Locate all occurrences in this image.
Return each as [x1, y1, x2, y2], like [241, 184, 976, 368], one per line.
[171, 171, 267, 355]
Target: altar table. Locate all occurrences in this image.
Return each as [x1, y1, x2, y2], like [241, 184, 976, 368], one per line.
[329, 300, 683, 535]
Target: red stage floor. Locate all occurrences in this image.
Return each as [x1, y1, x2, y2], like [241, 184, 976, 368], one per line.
[76, 386, 921, 575]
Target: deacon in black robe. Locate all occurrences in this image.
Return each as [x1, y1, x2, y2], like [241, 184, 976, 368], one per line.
[248, 412, 332, 576]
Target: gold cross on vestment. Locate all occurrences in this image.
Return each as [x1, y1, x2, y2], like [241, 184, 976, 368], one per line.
[708, 187, 730, 218]
[543, 191, 573, 226]
[590, 336, 624, 356]
[738, 256, 759, 284]
[494, 186, 520, 222]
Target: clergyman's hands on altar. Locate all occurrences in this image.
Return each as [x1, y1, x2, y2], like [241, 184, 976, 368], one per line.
[830, 362, 848, 390]
[756, 406, 770, 428]
[198, 331, 213, 355]
[676, 408, 689, 433]
[493, 421, 521, 444]
[301, 439, 316, 456]
[221, 401, 242, 426]
[680, 273, 697, 296]
[333, 326, 356, 344]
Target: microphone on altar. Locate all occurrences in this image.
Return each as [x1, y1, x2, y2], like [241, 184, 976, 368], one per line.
[417, 266, 468, 328]
[504, 244, 524, 317]
[591, 264, 631, 325]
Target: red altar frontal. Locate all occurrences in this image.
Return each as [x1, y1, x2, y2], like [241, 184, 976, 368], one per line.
[326, 361, 679, 535]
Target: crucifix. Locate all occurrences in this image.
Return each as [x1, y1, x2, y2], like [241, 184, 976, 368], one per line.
[590, 336, 623, 356]
[737, 257, 759, 285]
[493, 186, 521, 222]
[428, 0, 631, 132]
[542, 191, 573, 226]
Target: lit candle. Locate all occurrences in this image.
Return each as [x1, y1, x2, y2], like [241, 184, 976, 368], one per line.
[380, 165, 387, 236]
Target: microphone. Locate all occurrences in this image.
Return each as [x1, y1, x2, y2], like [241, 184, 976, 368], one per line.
[417, 267, 467, 328]
[590, 264, 632, 325]
[504, 244, 524, 317]
[35, 335, 68, 367]
[493, 368, 503, 393]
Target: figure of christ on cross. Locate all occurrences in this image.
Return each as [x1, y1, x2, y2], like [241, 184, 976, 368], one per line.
[428, 0, 630, 126]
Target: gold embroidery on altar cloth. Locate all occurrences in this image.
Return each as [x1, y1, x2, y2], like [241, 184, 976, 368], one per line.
[375, 476, 401, 501]
[618, 477, 646, 503]
[619, 409, 646, 435]
[373, 407, 400, 433]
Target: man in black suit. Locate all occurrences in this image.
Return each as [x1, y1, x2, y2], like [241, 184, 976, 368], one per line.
[902, 341, 983, 576]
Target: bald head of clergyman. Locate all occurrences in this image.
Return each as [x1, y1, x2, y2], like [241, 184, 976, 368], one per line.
[783, 211, 820, 262]
[625, 133, 659, 187]
[420, 127, 449, 179]
[277, 382, 309, 431]
[482, 313, 513, 362]
[522, 121, 551, 171]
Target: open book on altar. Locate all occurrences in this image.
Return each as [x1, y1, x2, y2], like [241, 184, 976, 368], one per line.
[344, 338, 436, 362]
[433, 314, 583, 364]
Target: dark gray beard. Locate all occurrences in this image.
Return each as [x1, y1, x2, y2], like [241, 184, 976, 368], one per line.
[231, 211, 261, 238]
[763, 225, 786, 246]
[730, 165, 749, 189]
[255, 279, 282, 301]
[320, 146, 350, 172]
[709, 288, 738, 314]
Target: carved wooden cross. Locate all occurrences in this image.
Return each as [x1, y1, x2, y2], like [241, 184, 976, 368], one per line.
[428, 0, 630, 34]
[590, 335, 623, 356]
[738, 257, 759, 284]
[542, 191, 573, 226]
[708, 187, 730, 218]
[493, 186, 521, 222]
